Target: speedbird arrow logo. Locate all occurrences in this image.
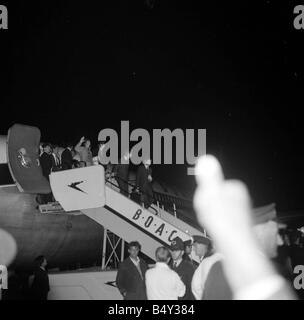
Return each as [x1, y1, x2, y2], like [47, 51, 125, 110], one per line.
[68, 181, 87, 194]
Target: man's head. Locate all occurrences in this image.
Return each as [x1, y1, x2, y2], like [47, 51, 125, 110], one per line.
[143, 159, 151, 167]
[34, 255, 47, 269]
[43, 143, 52, 154]
[66, 142, 74, 150]
[128, 241, 141, 260]
[193, 235, 211, 259]
[79, 161, 86, 168]
[155, 246, 171, 264]
[252, 203, 284, 258]
[170, 237, 184, 261]
[184, 240, 192, 255]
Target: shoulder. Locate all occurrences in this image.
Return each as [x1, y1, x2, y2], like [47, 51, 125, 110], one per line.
[118, 258, 130, 268]
[140, 259, 148, 267]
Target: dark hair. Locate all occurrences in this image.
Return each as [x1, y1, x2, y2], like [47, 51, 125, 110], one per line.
[34, 255, 46, 268]
[128, 241, 141, 250]
[42, 143, 52, 149]
[65, 141, 74, 148]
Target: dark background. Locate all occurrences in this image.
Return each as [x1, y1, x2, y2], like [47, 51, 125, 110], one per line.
[0, 0, 303, 211]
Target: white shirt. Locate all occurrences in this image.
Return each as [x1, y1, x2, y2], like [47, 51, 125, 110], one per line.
[145, 262, 185, 300]
[130, 256, 140, 265]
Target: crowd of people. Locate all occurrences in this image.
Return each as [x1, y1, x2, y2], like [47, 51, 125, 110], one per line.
[1, 153, 302, 300]
[38, 137, 154, 207]
[115, 156, 299, 300]
[35, 139, 301, 300]
[38, 136, 94, 178]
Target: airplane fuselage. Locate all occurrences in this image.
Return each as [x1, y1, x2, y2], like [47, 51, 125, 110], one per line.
[0, 185, 104, 271]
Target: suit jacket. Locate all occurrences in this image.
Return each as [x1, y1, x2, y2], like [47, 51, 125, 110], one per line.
[114, 163, 130, 194]
[39, 152, 53, 180]
[182, 253, 194, 264]
[136, 164, 153, 196]
[31, 268, 50, 300]
[61, 148, 73, 170]
[116, 257, 148, 300]
[172, 259, 195, 300]
[114, 163, 129, 181]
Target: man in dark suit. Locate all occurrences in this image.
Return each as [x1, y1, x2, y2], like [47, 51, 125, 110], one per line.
[170, 237, 195, 300]
[39, 143, 53, 180]
[51, 145, 61, 172]
[183, 240, 194, 265]
[136, 159, 153, 208]
[116, 241, 148, 300]
[114, 151, 132, 196]
[38, 143, 53, 203]
[31, 255, 50, 300]
[61, 143, 73, 170]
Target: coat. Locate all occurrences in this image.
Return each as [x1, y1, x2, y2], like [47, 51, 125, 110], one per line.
[116, 257, 148, 300]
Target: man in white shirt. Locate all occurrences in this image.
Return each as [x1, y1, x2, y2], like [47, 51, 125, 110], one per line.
[145, 246, 185, 300]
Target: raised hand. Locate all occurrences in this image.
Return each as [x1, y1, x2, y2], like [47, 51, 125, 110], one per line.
[193, 155, 254, 242]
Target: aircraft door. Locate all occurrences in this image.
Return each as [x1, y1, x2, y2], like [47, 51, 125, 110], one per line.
[6, 124, 51, 194]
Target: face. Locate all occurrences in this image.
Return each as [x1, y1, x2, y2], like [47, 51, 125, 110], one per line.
[85, 140, 91, 148]
[193, 242, 208, 258]
[42, 258, 47, 268]
[144, 159, 151, 166]
[185, 245, 192, 255]
[44, 146, 51, 154]
[254, 220, 283, 258]
[128, 246, 139, 259]
[170, 250, 184, 261]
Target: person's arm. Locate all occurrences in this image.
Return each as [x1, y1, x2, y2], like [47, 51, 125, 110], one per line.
[75, 137, 85, 153]
[193, 155, 296, 300]
[175, 273, 186, 298]
[116, 265, 127, 297]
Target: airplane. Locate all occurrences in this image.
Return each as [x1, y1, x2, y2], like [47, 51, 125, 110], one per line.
[0, 125, 195, 271]
[1, 123, 303, 300]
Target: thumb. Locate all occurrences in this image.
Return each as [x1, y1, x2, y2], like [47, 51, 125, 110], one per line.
[194, 155, 224, 190]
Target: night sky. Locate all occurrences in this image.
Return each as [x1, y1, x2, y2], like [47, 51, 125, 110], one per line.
[1, 1, 303, 211]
